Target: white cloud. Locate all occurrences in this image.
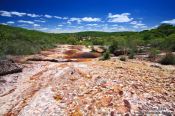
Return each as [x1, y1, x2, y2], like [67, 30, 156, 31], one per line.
[34, 20, 46, 23]
[44, 14, 52, 18]
[0, 11, 12, 17]
[0, 10, 40, 18]
[67, 21, 72, 25]
[7, 21, 15, 24]
[11, 11, 26, 17]
[27, 13, 40, 18]
[130, 21, 147, 29]
[56, 28, 62, 30]
[58, 24, 63, 27]
[77, 26, 84, 29]
[69, 17, 82, 24]
[33, 24, 40, 27]
[161, 19, 175, 25]
[0, 23, 8, 25]
[17, 24, 28, 27]
[109, 26, 130, 32]
[86, 24, 98, 26]
[54, 16, 62, 19]
[112, 24, 119, 27]
[18, 20, 35, 24]
[130, 21, 137, 25]
[108, 13, 133, 23]
[82, 17, 101, 22]
[63, 17, 68, 20]
[18, 20, 41, 27]
[68, 17, 101, 24]
[0, 11, 26, 17]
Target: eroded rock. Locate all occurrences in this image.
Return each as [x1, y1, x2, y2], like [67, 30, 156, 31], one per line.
[0, 60, 23, 76]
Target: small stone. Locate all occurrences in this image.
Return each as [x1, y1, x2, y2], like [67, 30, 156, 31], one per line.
[111, 85, 123, 95]
[98, 96, 113, 107]
[69, 109, 83, 116]
[53, 94, 63, 101]
[110, 111, 115, 116]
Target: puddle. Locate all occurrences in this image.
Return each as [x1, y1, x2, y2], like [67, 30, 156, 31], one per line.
[66, 52, 101, 59]
[64, 50, 77, 55]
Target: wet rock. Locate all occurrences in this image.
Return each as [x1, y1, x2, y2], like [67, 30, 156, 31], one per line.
[27, 57, 73, 63]
[68, 52, 101, 59]
[0, 60, 23, 76]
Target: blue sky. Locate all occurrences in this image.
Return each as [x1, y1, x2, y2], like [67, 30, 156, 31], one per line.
[0, 0, 175, 33]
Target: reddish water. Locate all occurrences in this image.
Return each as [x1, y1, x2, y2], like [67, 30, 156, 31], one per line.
[65, 52, 101, 59]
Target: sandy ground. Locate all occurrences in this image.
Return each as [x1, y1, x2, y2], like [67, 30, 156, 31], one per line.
[0, 45, 175, 116]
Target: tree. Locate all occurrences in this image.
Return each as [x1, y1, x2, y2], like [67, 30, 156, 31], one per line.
[157, 24, 175, 36]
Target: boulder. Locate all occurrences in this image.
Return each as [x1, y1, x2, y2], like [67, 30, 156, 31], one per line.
[113, 50, 125, 56]
[92, 46, 106, 53]
[0, 60, 23, 76]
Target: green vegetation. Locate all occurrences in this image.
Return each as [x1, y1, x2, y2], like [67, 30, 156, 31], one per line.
[119, 56, 126, 61]
[128, 50, 135, 59]
[0, 23, 175, 65]
[148, 48, 160, 60]
[101, 50, 110, 60]
[159, 53, 175, 65]
[0, 25, 81, 56]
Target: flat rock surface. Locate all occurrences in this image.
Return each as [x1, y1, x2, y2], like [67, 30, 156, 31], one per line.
[0, 45, 175, 116]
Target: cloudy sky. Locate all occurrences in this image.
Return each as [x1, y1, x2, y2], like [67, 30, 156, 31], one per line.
[0, 0, 175, 33]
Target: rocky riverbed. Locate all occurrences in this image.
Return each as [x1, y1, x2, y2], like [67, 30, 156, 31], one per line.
[0, 45, 175, 116]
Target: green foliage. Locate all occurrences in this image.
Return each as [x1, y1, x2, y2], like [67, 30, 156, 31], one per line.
[120, 56, 126, 61]
[1, 23, 175, 58]
[109, 40, 119, 53]
[157, 24, 175, 36]
[159, 53, 175, 65]
[148, 48, 160, 60]
[0, 24, 80, 56]
[163, 34, 175, 51]
[101, 50, 110, 60]
[128, 50, 135, 59]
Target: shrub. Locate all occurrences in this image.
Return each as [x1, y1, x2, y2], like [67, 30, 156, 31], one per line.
[148, 48, 160, 60]
[101, 51, 110, 60]
[120, 56, 126, 61]
[159, 53, 175, 65]
[109, 41, 118, 53]
[128, 50, 135, 59]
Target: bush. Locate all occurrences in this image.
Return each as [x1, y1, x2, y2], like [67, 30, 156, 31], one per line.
[101, 51, 110, 60]
[159, 53, 175, 65]
[109, 41, 118, 53]
[120, 56, 126, 61]
[128, 50, 135, 59]
[148, 48, 160, 60]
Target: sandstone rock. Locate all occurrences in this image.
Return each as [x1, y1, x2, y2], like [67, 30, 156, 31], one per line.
[92, 46, 106, 53]
[0, 60, 23, 76]
[1, 45, 174, 116]
[113, 50, 125, 56]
